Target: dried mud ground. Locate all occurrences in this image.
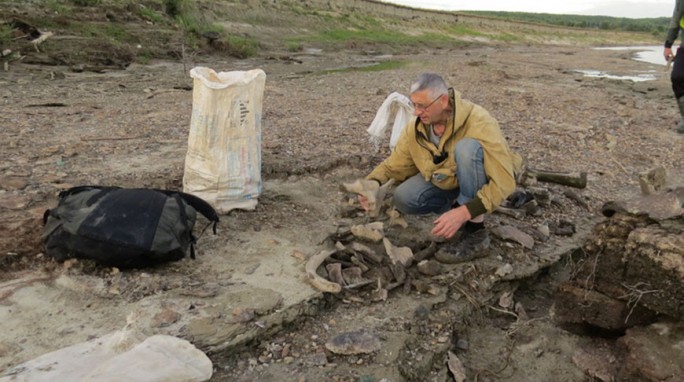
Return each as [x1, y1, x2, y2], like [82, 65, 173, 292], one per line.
[1, 43, 683, 381]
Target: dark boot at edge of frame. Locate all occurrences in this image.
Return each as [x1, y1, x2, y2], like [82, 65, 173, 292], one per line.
[676, 96, 684, 134]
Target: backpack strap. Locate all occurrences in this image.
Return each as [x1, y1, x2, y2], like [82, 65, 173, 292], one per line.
[156, 189, 220, 234]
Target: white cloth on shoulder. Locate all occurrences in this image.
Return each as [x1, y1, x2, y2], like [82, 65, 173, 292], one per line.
[367, 92, 414, 151]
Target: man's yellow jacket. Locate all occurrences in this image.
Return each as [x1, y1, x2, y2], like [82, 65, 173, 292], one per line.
[367, 88, 522, 217]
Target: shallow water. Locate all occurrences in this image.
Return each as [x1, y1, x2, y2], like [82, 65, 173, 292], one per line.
[579, 45, 665, 81]
[596, 45, 665, 66]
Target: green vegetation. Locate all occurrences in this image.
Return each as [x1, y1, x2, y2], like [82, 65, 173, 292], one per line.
[0, 23, 11, 48]
[164, 0, 185, 18]
[298, 28, 453, 48]
[358, 60, 407, 72]
[462, 11, 670, 36]
[286, 41, 303, 52]
[69, 0, 102, 5]
[139, 6, 167, 24]
[44, 0, 70, 14]
[224, 35, 259, 58]
[166, 0, 259, 58]
[79, 22, 136, 42]
[320, 59, 408, 75]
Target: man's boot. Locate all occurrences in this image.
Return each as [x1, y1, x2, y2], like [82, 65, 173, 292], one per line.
[676, 97, 684, 134]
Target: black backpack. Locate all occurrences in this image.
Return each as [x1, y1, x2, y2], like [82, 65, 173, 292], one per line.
[43, 186, 219, 268]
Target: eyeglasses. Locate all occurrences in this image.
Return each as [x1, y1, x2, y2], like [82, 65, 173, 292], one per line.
[410, 94, 442, 111]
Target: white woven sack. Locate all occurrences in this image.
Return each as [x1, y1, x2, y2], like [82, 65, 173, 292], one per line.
[183, 67, 266, 214]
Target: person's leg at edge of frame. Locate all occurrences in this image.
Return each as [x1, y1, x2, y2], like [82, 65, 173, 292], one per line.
[434, 138, 491, 264]
[671, 46, 684, 134]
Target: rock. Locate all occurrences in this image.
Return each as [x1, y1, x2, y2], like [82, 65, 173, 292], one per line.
[553, 283, 658, 331]
[326, 263, 346, 286]
[383, 238, 413, 266]
[638, 166, 667, 195]
[230, 307, 255, 323]
[351, 222, 384, 242]
[536, 223, 550, 238]
[0, 213, 43, 255]
[417, 259, 446, 276]
[551, 220, 576, 236]
[491, 225, 535, 249]
[571, 212, 684, 320]
[387, 208, 408, 228]
[351, 242, 384, 264]
[0, 194, 32, 210]
[325, 330, 381, 355]
[572, 340, 620, 382]
[341, 266, 364, 285]
[151, 308, 181, 328]
[617, 322, 684, 381]
[370, 287, 388, 302]
[601, 187, 683, 220]
[0, 332, 213, 382]
[447, 351, 466, 382]
[495, 263, 513, 277]
[304, 351, 328, 366]
[0, 177, 29, 191]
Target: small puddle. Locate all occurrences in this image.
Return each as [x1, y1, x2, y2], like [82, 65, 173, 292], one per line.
[576, 46, 664, 82]
[574, 69, 657, 82]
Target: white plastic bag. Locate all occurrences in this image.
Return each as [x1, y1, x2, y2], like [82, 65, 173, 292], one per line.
[366, 92, 414, 151]
[183, 67, 266, 214]
[0, 331, 213, 382]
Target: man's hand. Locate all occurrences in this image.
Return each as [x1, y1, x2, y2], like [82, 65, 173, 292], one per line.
[431, 205, 471, 239]
[665, 47, 674, 62]
[358, 194, 370, 211]
[342, 179, 393, 217]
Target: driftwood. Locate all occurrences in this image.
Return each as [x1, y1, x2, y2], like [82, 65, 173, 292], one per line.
[305, 250, 342, 293]
[526, 169, 587, 189]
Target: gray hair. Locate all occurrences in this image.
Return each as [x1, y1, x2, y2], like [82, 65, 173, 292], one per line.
[409, 73, 448, 97]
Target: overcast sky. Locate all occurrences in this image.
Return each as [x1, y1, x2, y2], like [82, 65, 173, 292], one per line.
[379, 0, 675, 18]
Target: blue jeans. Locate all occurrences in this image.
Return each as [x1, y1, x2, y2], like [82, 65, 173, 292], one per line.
[393, 138, 487, 215]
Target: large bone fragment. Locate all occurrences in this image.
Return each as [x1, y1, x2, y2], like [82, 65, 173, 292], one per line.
[305, 250, 342, 293]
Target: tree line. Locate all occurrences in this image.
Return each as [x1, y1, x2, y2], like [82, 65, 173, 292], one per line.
[462, 11, 671, 36]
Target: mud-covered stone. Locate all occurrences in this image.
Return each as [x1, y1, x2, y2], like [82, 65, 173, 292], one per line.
[572, 212, 684, 320]
[553, 283, 659, 331]
[325, 330, 381, 355]
[617, 322, 684, 382]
